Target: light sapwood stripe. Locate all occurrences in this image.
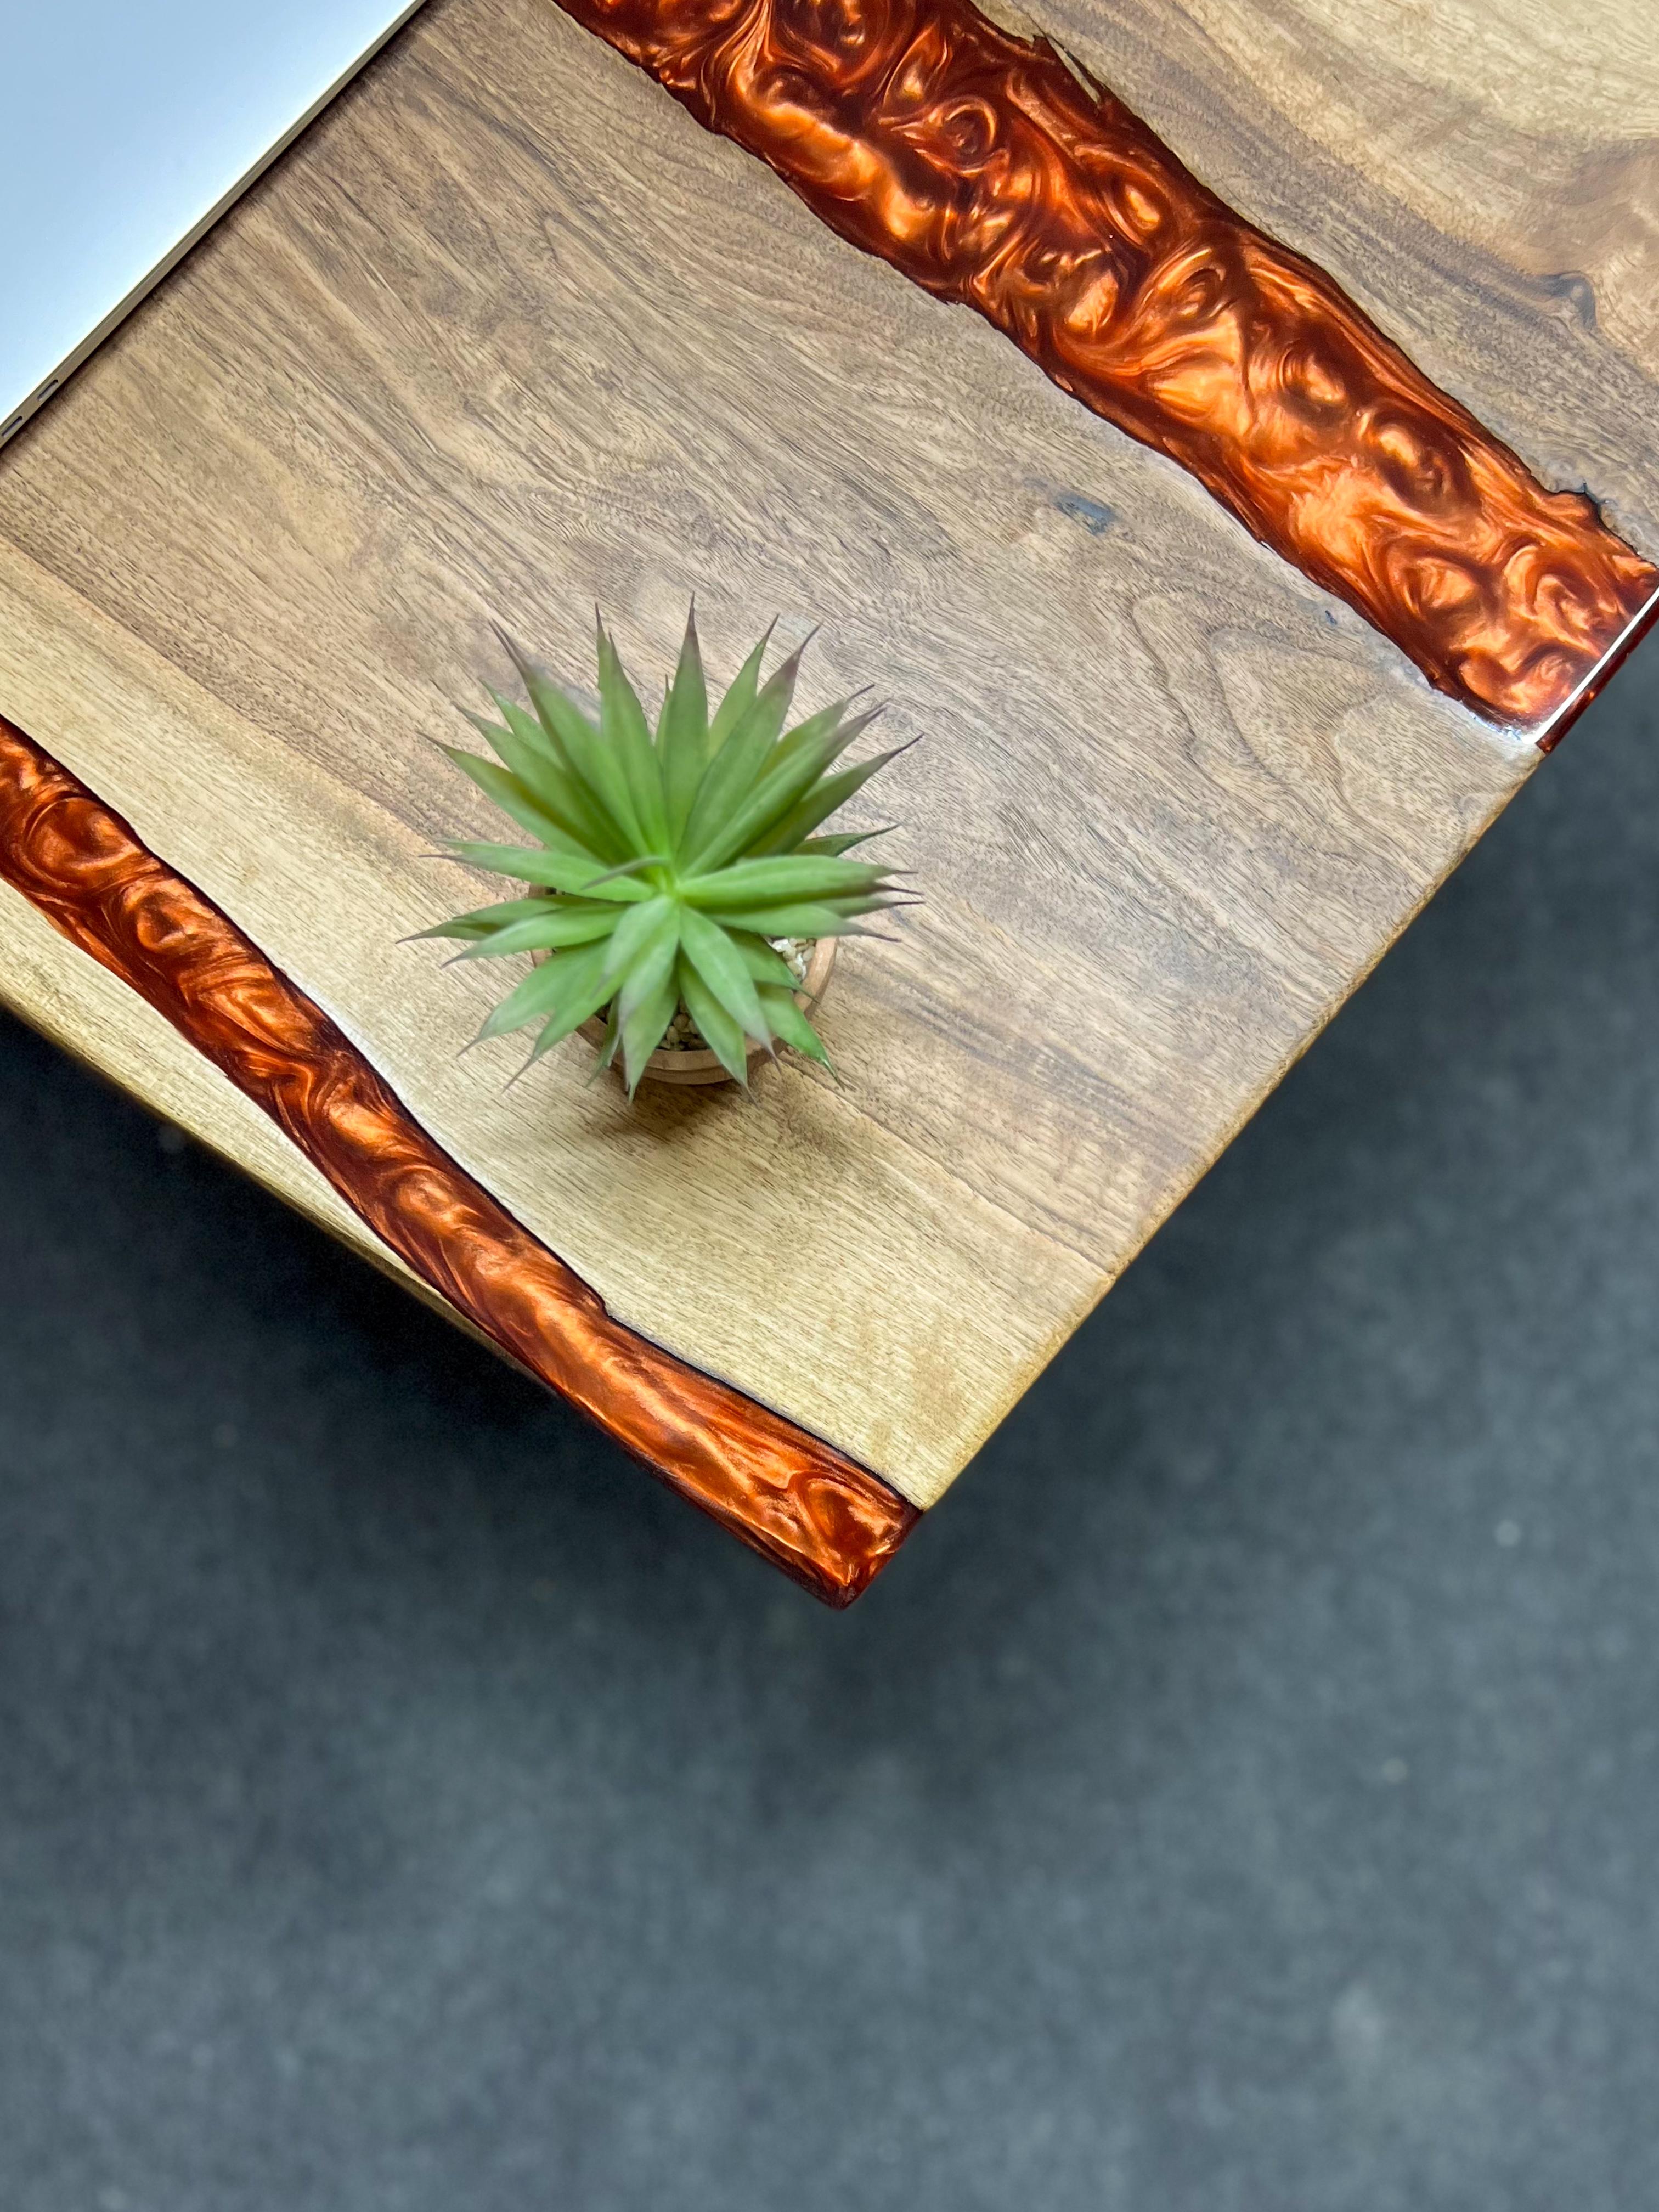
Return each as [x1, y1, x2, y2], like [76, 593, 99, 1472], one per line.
[0, 711, 919, 1606]
[0, 0, 1542, 1509]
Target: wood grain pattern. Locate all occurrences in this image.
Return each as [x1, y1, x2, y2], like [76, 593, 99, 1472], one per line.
[0, 710, 918, 1605]
[1032, 0, 1659, 572]
[0, 0, 1605, 1513]
[1117, 0, 1659, 381]
[551, 0, 1654, 727]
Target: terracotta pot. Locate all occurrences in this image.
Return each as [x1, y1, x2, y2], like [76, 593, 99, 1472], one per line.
[578, 935, 837, 1087]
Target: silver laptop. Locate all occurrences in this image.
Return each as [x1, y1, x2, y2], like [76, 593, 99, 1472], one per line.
[0, 0, 427, 444]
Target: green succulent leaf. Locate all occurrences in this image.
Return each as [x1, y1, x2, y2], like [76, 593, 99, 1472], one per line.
[757, 984, 832, 1066]
[417, 893, 572, 936]
[476, 697, 624, 860]
[658, 606, 710, 844]
[692, 899, 894, 940]
[676, 953, 751, 1086]
[427, 608, 915, 1096]
[438, 746, 575, 850]
[680, 855, 892, 910]
[445, 843, 656, 900]
[587, 1002, 623, 1079]
[450, 905, 618, 960]
[601, 894, 679, 988]
[597, 618, 672, 856]
[679, 640, 806, 871]
[414, 893, 558, 943]
[752, 744, 913, 855]
[687, 702, 877, 875]
[475, 936, 616, 1046]
[619, 962, 680, 1094]
[802, 826, 895, 856]
[496, 630, 645, 854]
[731, 934, 805, 992]
[703, 624, 772, 755]
[678, 907, 770, 1042]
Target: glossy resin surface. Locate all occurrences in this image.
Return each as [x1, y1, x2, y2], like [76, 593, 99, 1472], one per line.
[558, 0, 1656, 727]
[0, 713, 918, 1605]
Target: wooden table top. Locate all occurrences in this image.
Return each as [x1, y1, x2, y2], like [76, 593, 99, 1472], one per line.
[0, 0, 1652, 1599]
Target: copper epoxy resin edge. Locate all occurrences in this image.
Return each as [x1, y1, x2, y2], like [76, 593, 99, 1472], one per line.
[0, 715, 918, 1606]
[551, 0, 1656, 731]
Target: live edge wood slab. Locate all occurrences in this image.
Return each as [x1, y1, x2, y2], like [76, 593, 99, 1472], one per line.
[0, 0, 1654, 1600]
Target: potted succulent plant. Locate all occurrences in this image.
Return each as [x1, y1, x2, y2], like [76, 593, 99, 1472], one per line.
[421, 610, 910, 1094]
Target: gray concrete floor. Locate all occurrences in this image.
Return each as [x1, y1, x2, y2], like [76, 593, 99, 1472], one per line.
[2, 637, 1657, 2211]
